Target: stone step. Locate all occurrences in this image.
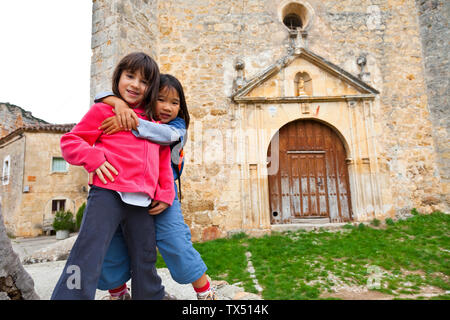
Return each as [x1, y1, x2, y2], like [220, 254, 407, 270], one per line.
[291, 218, 330, 224]
[271, 222, 348, 233]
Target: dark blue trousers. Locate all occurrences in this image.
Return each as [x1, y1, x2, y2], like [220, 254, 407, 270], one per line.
[51, 186, 164, 300]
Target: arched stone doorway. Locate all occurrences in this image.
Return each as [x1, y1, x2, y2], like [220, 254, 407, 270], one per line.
[268, 119, 352, 224]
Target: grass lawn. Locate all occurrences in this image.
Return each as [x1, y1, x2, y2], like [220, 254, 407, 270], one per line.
[156, 210, 450, 300]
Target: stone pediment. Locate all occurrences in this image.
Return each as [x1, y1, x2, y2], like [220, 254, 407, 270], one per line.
[232, 48, 379, 103]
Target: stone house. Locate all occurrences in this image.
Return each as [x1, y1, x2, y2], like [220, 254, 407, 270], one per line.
[90, 0, 448, 241]
[0, 124, 88, 237]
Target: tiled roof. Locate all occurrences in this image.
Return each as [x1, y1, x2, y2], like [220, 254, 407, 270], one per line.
[0, 123, 76, 145]
[22, 123, 76, 132]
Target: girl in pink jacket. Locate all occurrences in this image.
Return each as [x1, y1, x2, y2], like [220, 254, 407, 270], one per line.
[51, 52, 174, 300]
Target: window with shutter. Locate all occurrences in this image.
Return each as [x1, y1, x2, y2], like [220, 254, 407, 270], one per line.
[52, 199, 66, 212]
[52, 157, 68, 173]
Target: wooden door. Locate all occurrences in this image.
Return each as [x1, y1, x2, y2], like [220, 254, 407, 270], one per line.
[268, 120, 352, 224]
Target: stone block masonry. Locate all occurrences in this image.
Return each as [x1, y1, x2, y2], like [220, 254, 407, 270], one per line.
[90, 0, 448, 239]
[415, 0, 450, 211]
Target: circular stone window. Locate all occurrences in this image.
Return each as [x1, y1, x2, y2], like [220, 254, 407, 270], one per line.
[280, 1, 314, 31]
[283, 13, 303, 30]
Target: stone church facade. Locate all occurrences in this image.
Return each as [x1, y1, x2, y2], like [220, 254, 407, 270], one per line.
[90, 0, 448, 241]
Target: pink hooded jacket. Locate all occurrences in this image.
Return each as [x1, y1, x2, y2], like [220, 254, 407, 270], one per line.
[60, 103, 175, 205]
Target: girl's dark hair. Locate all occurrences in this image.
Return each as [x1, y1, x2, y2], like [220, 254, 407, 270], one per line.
[112, 52, 160, 120]
[159, 74, 190, 130]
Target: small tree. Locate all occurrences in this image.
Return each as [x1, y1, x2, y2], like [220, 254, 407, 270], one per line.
[52, 210, 75, 232]
[75, 203, 86, 231]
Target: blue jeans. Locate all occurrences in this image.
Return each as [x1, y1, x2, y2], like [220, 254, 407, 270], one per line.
[97, 186, 207, 290]
[51, 186, 164, 300]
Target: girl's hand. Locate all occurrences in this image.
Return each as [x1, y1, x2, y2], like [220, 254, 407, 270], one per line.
[114, 99, 140, 131]
[98, 116, 122, 135]
[148, 201, 169, 215]
[89, 161, 119, 185]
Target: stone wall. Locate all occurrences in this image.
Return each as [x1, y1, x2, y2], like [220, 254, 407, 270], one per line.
[415, 0, 449, 211]
[0, 131, 88, 237]
[90, 0, 447, 240]
[307, 0, 442, 216]
[91, 0, 159, 100]
[0, 135, 25, 235]
[19, 132, 88, 237]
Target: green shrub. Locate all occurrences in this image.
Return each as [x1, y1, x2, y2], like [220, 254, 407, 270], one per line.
[371, 219, 381, 227]
[75, 203, 86, 231]
[385, 218, 395, 226]
[53, 210, 75, 232]
[411, 208, 420, 216]
[229, 232, 248, 240]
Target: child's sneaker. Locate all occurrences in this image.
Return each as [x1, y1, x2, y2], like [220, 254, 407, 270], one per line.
[163, 292, 178, 300]
[101, 284, 131, 300]
[196, 287, 217, 300]
[101, 291, 131, 300]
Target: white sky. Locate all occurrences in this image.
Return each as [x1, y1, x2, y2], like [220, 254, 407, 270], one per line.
[0, 1, 93, 124]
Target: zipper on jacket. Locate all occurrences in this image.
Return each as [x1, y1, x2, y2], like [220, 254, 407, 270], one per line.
[142, 139, 149, 188]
